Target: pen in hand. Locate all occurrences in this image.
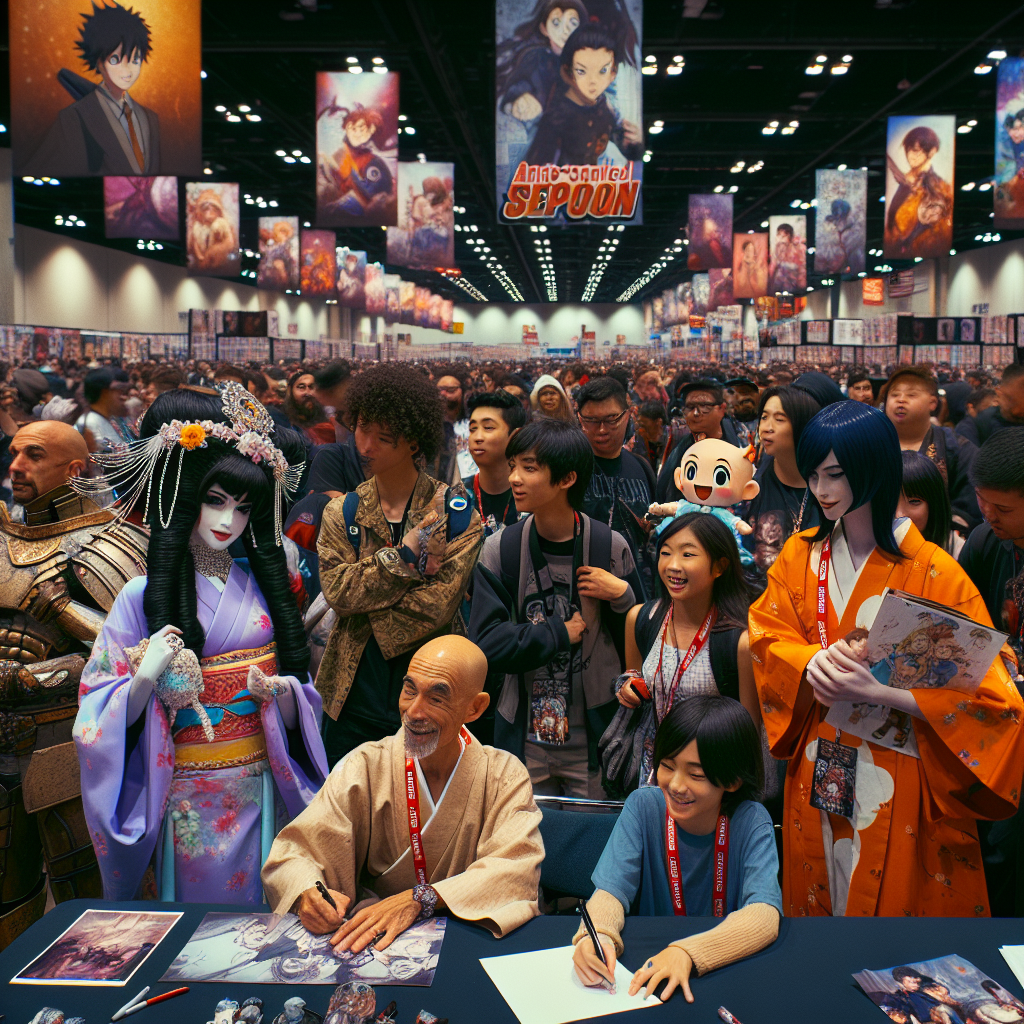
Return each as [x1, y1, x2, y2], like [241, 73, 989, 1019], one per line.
[577, 899, 616, 993]
[316, 880, 338, 912]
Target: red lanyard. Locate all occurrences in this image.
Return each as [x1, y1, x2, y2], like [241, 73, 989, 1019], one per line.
[816, 536, 831, 649]
[405, 726, 472, 884]
[473, 475, 511, 530]
[665, 811, 729, 917]
[655, 605, 717, 712]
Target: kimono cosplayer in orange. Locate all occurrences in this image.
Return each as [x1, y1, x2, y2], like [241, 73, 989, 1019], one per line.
[749, 402, 1024, 918]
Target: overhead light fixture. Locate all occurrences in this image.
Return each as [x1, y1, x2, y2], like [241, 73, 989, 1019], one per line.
[746, 160, 764, 173]
[246, 114, 261, 122]
[346, 56, 358, 63]
[962, 181, 976, 191]
[730, 160, 745, 172]
[644, 54, 656, 62]
[372, 65, 388, 73]
[215, 105, 226, 112]
[805, 64, 824, 75]
[975, 63, 993, 74]
[238, 104, 251, 112]
[979, 182, 992, 191]
[815, 54, 828, 63]
[226, 113, 241, 122]
[762, 120, 779, 135]
[649, 120, 664, 134]
[988, 49, 1008, 60]
[842, 54, 853, 63]
[761, 219, 769, 227]
[781, 120, 799, 134]
[372, 56, 385, 64]
[348, 65, 363, 74]
[713, 184, 724, 193]
[201, 70, 207, 79]
[958, 123, 972, 134]
[728, 185, 738, 193]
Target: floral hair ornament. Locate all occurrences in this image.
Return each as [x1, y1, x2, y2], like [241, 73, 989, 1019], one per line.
[69, 382, 304, 546]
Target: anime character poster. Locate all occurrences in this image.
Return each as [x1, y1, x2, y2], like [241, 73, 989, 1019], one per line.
[428, 293, 443, 330]
[400, 279, 416, 324]
[495, 0, 644, 225]
[316, 71, 399, 227]
[995, 58, 1024, 229]
[383, 273, 401, 325]
[440, 297, 454, 333]
[688, 195, 733, 270]
[884, 114, 955, 260]
[675, 281, 693, 321]
[767, 215, 807, 293]
[691, 273, 710, 317]
[662, 287, 678, 327]
[387, 162, 457, 270]
[185, 182, 239, 277]
[300, 229, 337, 297]
[414, 286, 431, 327]
[257, 216, 299, 291]
[336, 247, 367, 309]
[365, 262, 385, 316]
[814, 168, 867, 275]
[732, 232, 768, 298]
[708, 268, 734, 311]
[11, 0, 201, 177]
[103, 176, 178, 239]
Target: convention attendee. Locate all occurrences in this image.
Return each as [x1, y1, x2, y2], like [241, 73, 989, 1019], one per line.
[74, 384, 328, 904]
[531, 374, 575, 422]
[845, 368, 875, 404]
[792, 370, 845, 410]
[749, 401, 1024, 918]
[139, 365, 185, 410]
[501, 374, 532, 412]
[316, 363, 483, 767]
[573, 696, 780, 1004]
[470, 418, 638, 797]
[9, 368, 54, 424]
[75, 366, 134, 449]
[314, 360, 355, 443]
[634, 369, 670, 408]
[262, 636, 543, 949]
[283, 370, 329, 441]
[955, 386, 997, 446]
[436, 367, 475, 479]
[464, 389, 527, 537]
[634, 400, 683, 477]
[898, 450, 962, 557]
[725, 377, 760, 441]
[975, 364, 1024, 444]
[213, 363, 248, 386]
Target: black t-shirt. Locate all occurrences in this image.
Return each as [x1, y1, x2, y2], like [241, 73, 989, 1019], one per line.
[466, 474, 518, 536]
[307, 437, 365, 494]
[958, 523, 1024, 644]
[742, 456, 820, 572]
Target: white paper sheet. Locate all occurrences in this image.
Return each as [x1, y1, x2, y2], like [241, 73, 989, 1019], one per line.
[479, 945, 661, 1024]
[1000, 945, 1024, 990]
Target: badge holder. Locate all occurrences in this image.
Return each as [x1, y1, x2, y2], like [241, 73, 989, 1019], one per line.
[810, 730, 857, 818]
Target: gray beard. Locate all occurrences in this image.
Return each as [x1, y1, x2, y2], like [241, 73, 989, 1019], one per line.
[403, 719, 440, 759]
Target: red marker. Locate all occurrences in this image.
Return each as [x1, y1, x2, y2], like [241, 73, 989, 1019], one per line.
[123, 988, 189, 1016]
[718, 1009, 745, 1024]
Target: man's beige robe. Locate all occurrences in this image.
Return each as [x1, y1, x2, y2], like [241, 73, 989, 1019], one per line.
[261, 729, 544, 937]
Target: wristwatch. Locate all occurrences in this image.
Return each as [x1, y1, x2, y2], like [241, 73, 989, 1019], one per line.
[412, 883, 439, 920]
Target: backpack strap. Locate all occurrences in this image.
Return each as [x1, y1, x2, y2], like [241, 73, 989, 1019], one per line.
[444, 485, 473, 542]
[709, 626, 744, 702]
[342, 490, 362, 557]
[634, 599, 668, 659]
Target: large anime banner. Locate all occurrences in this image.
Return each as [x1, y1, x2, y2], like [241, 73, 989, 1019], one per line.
[732, 232, 768, 298]
[387, 162, 457, 270]
[316, 71, 399, 227]
[767, 214, 807, 294]
[814, 168, 866, 275]
[257, 216, 299, 291]
[688, 195, 732, 270]
[11, 0, 202, 177]
[186, 183, 239, 278]
[495, 0, 643, 224]
[336, 247, 367, 308]
[995, 58, 1024, 230]
[104, 175, 178, 239]
[300, 229, 337, 297]
[884, 114, 955, 260]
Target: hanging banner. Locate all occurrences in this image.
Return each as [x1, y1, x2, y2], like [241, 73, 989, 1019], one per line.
[336, 247, 367, 308]
[400, 279, 416, 324]
[186, 183, 239, 277]
[814, 168, 867, 275]
[675, 281, 693, 323]
[315, 71, 399, 227]
[732, 232, 768, 298]
[691, 273, 709, 317]
[708, 268, 734, 312]
[889, 268, 915, 298]
[387, 162, 456, 270]
[767, 215, 807, 294]
[884, 114, 955, 260]
[428, 293, 443, 330]
[104, 176, 178, 239]
[384, 273, 401, 324]
[662, 287, 678, 327]
[365, 262, 385, 316]
[862, 277, 885, 306]
[414, 286, 430, 326]
[995, 57, 1024, 230]
[441, 298, 454, 333]
[257, 216, 299, 291]
[688, 195, 733, 270]
[300, 229, 337, 297]
[495, 0, 643, 224]
[11, 0, 202, 177]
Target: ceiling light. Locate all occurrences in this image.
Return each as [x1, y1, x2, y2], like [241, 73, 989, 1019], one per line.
[958, 124, 972, 133]
[372, 66, 388, 73]
[975, 63, 993, 74]
[642, 152, 652, 162]
[730, 160, 745, 172]
[275, 149, 286, 157]
[238, 104, 251, 112]
[372, 56, 385, 64]
[830, 64, 848, 75]
[203, 166, 213, 175]
[644, 54, 656, 63]
[728, 185, 738, 193]
[299, 155, 311, 163]
[348, 66, 363, 74]
[950, 248, 957, 255]
[988, 49, 1008, 60]
[962, 181, 976, 191]
[346, 56, 358, 63]
[842, 54, 853, 63]
[805, 65, 823, 75]
[283, 156, 296, 163]
[641, 65, 657, 75]
[226, 114, 241, 122]
[790, 199, 802, 208]
[713, 185, 724, 193]
[215, 105, 225, 112]
[292, 149, 302, 156]
[914, 256, 922, 262]
[761, 219, 769, 227]
[667, 63, 683, 75]
[815, 54, 828, 63]
[837, 163, 847, 170]
[201, 70, 207, 79]
[968, 119, 978, 127]
[246, 114, 261, 122]
[979, 182, 992, 191]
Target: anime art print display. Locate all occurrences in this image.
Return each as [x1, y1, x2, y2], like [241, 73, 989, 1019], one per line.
[995, 57, 1024, 229]
[103, 175, 178, 239]
[440, 297, 454, 333]
[662, 286, 678, 327]
[316, 71, 399, 227]
[814, 168, 867, 275]
[186, 182, 239, 278]
[495, 0, 644, 224]
[12, 909, 182, 986]
[428, 292, 443, 330]
[732, 232, 768, 298]
[708, 268, 734, 312]
[387, 162, 457, 270]
[162, 912, 446, 987]
[767, 214, 807, 294]
[414, 285, 431, 327]
[383, 273, 401, 325]
[688, 194, 733, 270]
[336, 247, 367, 309]
[884, 114, 955, 260]
[364, 262, 385, 316]
[690, 273, 709, 318]
[300, 229, 337, 298]
[399, 278, 416, 324]
[11, 0, 202, 177]
[257, 216, 299, 291]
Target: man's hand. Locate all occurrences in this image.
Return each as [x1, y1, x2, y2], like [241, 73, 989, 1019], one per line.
[576, 565, 628, 602]
[564, 611, 587, 645]
[629, 945, 694, 1003]
[572, 937, 617, 991]
[296, 884, 349, 935]
[331, 890, 422, 953]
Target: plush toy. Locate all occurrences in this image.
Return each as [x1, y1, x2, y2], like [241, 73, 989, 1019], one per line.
[648, 438, 760, 564]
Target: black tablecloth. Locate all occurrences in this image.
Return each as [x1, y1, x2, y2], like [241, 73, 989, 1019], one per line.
[4, 900, 1024, 1024]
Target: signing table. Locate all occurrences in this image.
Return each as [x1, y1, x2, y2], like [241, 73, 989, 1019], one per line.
[3, 900, 1024, 1024]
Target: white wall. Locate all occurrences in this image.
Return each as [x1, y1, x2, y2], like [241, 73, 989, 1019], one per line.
[945, 236, 1024, 316]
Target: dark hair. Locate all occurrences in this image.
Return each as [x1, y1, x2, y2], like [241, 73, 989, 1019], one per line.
[797, 401, 904, 559]
[148, 366, 186, 390]
[83, 366, 128, 403]
[287, 369, 315, 389]
[604, 365, 632, 392]
[654, 513, 751, 631]
[968, 386, 996, 411]
[505, 417, 594, 509]
[314, 360, 352, 391]
[346, 362, 445, 463]
[683, 379, 726, 405]
[775, 223, 794, 240]
[756, 385, 821, 449]
[652, 695, 764, 816]
[577, 375, 628, 413]
[214, 363, 247, 384]
[469, 388, 529, 432]
[846, 368, 871, 388]
[560, 23, 618, 70]
[902, 126, 940, 154]
[892, 966, 933, 985]
[77, 1, 151, 72]
[503, 373, 531, 394]
[972, 426, 1024, 495]
[901, 451, 952, 550]
[638, 400, 667, 423]
[1002, 363, 1024, 385]
[138, 389, 309, 677]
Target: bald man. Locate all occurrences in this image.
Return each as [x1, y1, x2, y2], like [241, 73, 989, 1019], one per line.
[0, 421, 148, 948]
[262, 636, 544, 948]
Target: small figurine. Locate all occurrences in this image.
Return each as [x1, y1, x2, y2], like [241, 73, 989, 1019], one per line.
[324, 982, 376, 1024]
[209, 998, 264, 1024]
[272, 999, 322, 1024]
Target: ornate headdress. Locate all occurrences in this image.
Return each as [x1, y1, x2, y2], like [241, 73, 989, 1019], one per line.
[70, 382, 304, 545]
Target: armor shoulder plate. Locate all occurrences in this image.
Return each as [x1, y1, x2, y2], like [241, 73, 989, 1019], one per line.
[70, 520, 149, 611]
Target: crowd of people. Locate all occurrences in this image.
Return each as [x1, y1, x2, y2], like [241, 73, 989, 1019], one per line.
[3, 347, 1024, 1007]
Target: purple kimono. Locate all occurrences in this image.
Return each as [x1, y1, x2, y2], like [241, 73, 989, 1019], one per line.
[74, 564, 329, 904]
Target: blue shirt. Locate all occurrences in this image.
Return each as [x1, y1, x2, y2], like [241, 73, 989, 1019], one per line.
[592, 787, 782, 917]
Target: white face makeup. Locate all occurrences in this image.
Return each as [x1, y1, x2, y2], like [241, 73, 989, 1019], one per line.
[807, 448, 854, 521]
[193, 483, 252, 550]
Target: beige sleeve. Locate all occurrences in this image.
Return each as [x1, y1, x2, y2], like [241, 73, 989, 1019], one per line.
[670, 902, 780, 975]
[571, 889, 626, 957]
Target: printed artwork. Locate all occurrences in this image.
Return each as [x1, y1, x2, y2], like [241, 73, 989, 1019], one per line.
[186, 182, 239, 277]
[383, 273, 401, 325]
[300, 229, 337, 297]
[428, 292, 443, 330]
[103, 176, 178, 239]
[316, 71, 400, 227]
[767, 214, 807, 293]
[662, 287, 678, 327]
[400, 279, 416, 324]
[995, 57, 1024, 229]
[691, 273, 709, 317]
[814, 168, 867, 275]
[732, 232, 768, 298]
[387, 162, 456, 270]
[495, 0, 644, 224]
[257, 216, 299, 291]
[414, 285, 430, 327]
[675, 281, 693, 323]
[440, 297, 454, 333]
[10, 0, 202, 177]
[688, 195, 733, 270]
[884, 114, 955, 260]
[12, 909, 182, 986]
[708, 268, 734, 311]
[161, 912, 446, 987]
[365, 262, 385, 316]
[336, 247, 367, 309]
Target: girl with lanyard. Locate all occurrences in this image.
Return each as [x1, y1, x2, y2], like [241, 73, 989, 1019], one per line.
[573, 695, 781, 1004]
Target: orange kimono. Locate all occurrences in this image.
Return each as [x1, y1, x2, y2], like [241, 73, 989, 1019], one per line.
[749, 521, 1024, 918]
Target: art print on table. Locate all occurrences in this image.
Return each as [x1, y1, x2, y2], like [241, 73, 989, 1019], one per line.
[854, 953, 1024, 1024]
[12, 909, 182, 986]
[161, 912, 446, 987]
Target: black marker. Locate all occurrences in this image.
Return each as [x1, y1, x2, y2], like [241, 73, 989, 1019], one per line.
[577, 898, 615, 992]
[315, 880, 337, 911]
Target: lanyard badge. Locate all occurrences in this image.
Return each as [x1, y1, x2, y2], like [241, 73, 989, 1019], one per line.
[665, 811, 729, 917]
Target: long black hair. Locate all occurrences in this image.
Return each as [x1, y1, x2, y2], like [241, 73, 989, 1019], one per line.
[138, 388, 309, 677]
[901, 450, 953, 551]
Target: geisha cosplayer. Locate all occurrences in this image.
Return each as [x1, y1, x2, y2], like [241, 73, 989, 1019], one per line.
[748, 401, 1024, 918]
[72, 384, 329, 903]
